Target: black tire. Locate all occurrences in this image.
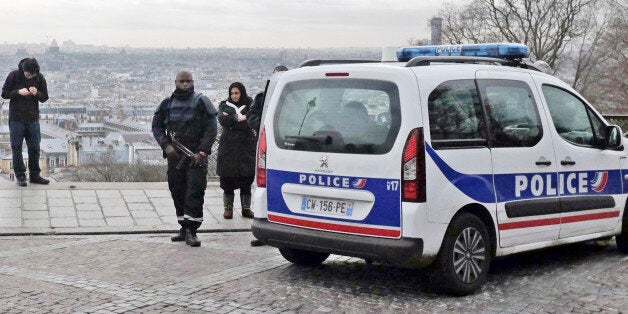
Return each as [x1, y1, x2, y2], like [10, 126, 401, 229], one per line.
[279, 247, 330, 266]
[430, 213, 491, 296]
[617, 216, 628, 254]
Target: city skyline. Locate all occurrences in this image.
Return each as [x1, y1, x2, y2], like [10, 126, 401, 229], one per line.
[0, 0, 449, 49]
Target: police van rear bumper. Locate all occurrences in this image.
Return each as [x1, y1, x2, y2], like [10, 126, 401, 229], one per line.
[252, 218, 424, 268]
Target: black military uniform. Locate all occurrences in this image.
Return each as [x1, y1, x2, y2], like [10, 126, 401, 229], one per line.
[152, 73, 217, 247]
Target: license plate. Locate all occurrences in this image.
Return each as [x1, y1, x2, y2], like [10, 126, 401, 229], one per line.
[301, 196, 353, 217]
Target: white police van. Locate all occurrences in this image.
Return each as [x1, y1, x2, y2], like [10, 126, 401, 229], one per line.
[251, 43, 628, 295]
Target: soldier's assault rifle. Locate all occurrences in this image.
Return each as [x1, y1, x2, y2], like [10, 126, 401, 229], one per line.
[170, 133, 207, 169]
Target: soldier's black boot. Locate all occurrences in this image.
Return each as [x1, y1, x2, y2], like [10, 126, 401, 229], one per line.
[171, 221, 186, 242]
[185, 228, 201, 247]
[171, 228, 186, 242]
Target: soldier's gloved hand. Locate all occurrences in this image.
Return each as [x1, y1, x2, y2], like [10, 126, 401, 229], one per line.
[191, 153, 206, 167]
[164, 144, 178, 158]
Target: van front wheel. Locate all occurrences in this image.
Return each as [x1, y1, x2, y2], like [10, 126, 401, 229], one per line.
[279, 247, 330, 266]
[430, 213, 491, 296]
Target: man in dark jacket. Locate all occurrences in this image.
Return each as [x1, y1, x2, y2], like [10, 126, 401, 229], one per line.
[152, 70, 217, 247]
[2, 58, 50, 187]
[247, 65, 288, 134]
[246, 65, 287, 246]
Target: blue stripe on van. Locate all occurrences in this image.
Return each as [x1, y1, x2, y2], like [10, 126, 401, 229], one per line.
[266, 169, 401, 228]
[425, 144, 495, 203]
[426, 144, 624, 203]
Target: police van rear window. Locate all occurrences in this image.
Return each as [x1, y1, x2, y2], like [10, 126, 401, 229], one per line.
[273, 79, 400, 154]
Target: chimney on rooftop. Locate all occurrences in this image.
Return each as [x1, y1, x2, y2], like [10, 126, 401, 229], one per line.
[431, 17, 443, 45]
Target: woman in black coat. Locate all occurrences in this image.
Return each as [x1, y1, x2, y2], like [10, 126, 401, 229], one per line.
[217, 82, 256, 219]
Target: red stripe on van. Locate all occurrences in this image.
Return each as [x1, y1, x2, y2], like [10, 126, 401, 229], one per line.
[268, 214, 401, 238]
[499, 217, 561, 230]
[560, 211, 620, 223]
[498, 211, 620, 231]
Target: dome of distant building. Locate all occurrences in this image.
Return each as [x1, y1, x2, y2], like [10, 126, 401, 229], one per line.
[47, 39, 60, 54]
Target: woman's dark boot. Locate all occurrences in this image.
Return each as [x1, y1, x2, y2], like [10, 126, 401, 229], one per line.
[185, 228, 201, 247]
[223, 194, 234, 219]
[241, 194, 254, 218]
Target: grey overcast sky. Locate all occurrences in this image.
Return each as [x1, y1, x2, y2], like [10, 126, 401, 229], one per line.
[0, 0, 449, 48]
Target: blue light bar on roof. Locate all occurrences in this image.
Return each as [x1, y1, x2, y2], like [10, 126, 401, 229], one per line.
[397, 43, 528, 62]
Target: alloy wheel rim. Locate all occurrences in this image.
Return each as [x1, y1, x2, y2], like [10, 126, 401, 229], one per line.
[452, 227, 486, 284]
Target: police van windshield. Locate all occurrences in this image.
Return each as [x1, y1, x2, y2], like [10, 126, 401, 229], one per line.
[273, 79, 400, 154]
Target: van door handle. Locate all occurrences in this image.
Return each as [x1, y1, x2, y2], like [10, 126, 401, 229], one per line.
[561, 160, 576, 166]
[535, 159, 552, 166]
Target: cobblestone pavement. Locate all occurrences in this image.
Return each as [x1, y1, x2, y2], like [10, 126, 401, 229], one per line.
[0, 232, 626, 313]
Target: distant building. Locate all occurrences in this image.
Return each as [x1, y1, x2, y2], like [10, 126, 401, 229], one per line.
[47, 39, 60, 54]
[77, 137, 128, 165]
[105, 132, 163, 165]
[44, 39, 63, 71]
[40, 138, 69, 172]
[0, 152, 48, 179]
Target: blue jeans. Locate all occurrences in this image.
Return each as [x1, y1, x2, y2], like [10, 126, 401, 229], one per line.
[9, 120, 42, 179]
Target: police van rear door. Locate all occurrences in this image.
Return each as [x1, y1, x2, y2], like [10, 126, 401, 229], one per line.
[265, 66, 414, 238]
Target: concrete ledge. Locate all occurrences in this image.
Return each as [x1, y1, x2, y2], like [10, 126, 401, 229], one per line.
[0, 181, 220, 190]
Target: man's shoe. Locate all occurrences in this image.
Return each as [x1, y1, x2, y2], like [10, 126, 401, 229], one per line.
[185, 229, 201, 247]
[16, 178, 27, 187]
[250, 239, 265, 247]
[223, 209, 233, 219]
[171, 228, 186, 242]
[29, 176, 50, 185]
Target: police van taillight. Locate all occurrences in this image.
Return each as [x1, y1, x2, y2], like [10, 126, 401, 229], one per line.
[402, 128, 426, 202]
[256, 127, 267, 187]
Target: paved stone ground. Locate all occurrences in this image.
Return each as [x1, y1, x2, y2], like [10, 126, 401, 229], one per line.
[0, 233, 626, 313]
[0, 182, 252, 235]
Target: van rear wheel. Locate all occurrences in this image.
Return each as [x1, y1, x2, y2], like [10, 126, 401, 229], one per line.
[430, 213, 491, 296]
[279, 247, 330, 266]
[617, 219, 628, 253]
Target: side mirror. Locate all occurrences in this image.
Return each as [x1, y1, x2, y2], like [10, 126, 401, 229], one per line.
[603, 125, 623, 150]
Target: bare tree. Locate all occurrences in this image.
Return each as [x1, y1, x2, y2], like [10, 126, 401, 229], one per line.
[439, 0, 595, 68]
[588, 0, 628, 113]
[564, 1, 613, 96]
[434, 0, 626, 113]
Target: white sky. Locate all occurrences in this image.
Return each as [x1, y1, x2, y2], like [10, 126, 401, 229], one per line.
[0, 0, 448, 48]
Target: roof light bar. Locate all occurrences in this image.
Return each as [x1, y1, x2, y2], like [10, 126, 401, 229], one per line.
[397, 43, 528, 62]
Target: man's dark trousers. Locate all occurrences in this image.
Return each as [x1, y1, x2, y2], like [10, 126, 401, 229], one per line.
[9, 120, 41, 180]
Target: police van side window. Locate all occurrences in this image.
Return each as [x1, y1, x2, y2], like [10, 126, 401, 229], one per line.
[427, 80, 487, 149]
[478, 79, 543, 148]
[274, 79, 400, 154]
[542, 85, 604, 147]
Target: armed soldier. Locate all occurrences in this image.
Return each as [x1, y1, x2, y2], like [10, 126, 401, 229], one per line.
[152, 70, 217, 247]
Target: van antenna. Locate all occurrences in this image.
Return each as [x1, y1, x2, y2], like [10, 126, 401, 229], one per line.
[297, 97, 316, 135]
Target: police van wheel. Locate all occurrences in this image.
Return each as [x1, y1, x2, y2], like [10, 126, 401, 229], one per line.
[617, 216, 628, 254]
[279, 247, 330, 266]
[430, 213, 491, 296]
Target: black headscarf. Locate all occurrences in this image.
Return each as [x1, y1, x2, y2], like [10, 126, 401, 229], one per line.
[228, 82, 250, 107]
